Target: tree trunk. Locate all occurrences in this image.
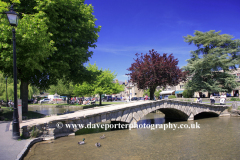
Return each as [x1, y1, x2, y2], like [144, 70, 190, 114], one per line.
[99, 93, 102, 106]
[20, 80, 28, 113]
[150, 87, 156, 100]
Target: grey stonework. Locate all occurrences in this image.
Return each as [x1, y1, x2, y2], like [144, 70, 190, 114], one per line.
[20, 100, 229, 139]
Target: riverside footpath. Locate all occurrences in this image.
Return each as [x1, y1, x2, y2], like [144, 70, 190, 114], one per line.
[0, 121, 37, 160]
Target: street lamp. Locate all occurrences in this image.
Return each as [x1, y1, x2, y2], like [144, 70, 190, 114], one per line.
[5, 76, 8, 107]
[127, 76, 132, 102]
[5, 4, 20, 140]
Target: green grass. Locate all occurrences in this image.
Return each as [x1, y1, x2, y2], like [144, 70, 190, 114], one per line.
[230, 97, 240, 101]
[0, 106, 45, 121]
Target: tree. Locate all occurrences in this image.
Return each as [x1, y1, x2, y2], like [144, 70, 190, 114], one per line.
[47, 79, 75, 104]
[74, 63, 124, 106]
[143, 89, 150, 97]
[0, 71, 38, 101]
[154, 89, 161, 98]
[183, 30, 240, 94]
[0, 1, 101, 113]
[127, 49, 186, 100]
[182, 89, 193, 98]
[143, 88, 161, 98]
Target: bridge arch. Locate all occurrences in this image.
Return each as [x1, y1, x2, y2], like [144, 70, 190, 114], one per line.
[194, 112, 219, 120]
[158, 108, 189, 121]
[21, 100, 229, 139]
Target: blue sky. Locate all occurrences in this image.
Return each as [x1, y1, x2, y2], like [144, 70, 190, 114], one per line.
[84, 0, 240, 82]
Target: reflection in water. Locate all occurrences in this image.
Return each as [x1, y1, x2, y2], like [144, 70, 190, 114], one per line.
[138, 113, 165, 125]
[28, 106, 82, 115]
[24, 113, 240, 160]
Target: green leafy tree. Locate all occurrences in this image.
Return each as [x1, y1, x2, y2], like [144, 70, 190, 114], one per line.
[74, 63, 124, 106]
[0, 71, 39, 101]
[143, 88, 161, 98]
[183, 30, 240, 95]
[182, 89, 193, 98]
[0, 72, 39, 101]
[154, 89, 161, 98]
[143, 89, 150, 97]
[47, 79, 75, 103]
[0, 1, 101, 113]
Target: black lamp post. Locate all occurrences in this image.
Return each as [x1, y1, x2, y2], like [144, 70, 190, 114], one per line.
[6, 4, 20, 140]
[5, 76, 8, 107]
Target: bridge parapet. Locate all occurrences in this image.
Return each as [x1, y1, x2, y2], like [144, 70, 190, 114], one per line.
[19, 100, 229, 139]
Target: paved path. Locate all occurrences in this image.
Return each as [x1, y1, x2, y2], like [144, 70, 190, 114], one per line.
[0, 121, 35, 160]
[0, 121, 43, 160]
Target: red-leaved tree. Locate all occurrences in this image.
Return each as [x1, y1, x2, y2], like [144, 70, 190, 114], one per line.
[127, 49, 187, 100]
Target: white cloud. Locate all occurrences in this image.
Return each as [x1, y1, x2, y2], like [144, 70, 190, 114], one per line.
[91, 44, 194, 57]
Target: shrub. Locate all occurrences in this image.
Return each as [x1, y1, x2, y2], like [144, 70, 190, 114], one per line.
[182, 90, 193, 98]
[168, 95, 176, 99]
[30, 126, 40, 138]
[230, 97, 240, 101]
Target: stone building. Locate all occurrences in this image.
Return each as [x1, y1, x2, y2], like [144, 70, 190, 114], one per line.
[119, 81, 144, 100]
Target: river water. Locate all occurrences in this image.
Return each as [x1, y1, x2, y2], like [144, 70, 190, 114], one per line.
[28, 106, 84, 115]
[24, 113, 240, 160]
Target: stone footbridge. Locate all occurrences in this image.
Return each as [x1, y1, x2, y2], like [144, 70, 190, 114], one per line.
[20, 100, 229, 139]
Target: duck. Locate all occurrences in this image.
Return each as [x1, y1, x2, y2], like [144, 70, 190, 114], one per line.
[78, 138, 85, 145]
[95, 142, 101, 147]
[100, 134, 105, 139]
